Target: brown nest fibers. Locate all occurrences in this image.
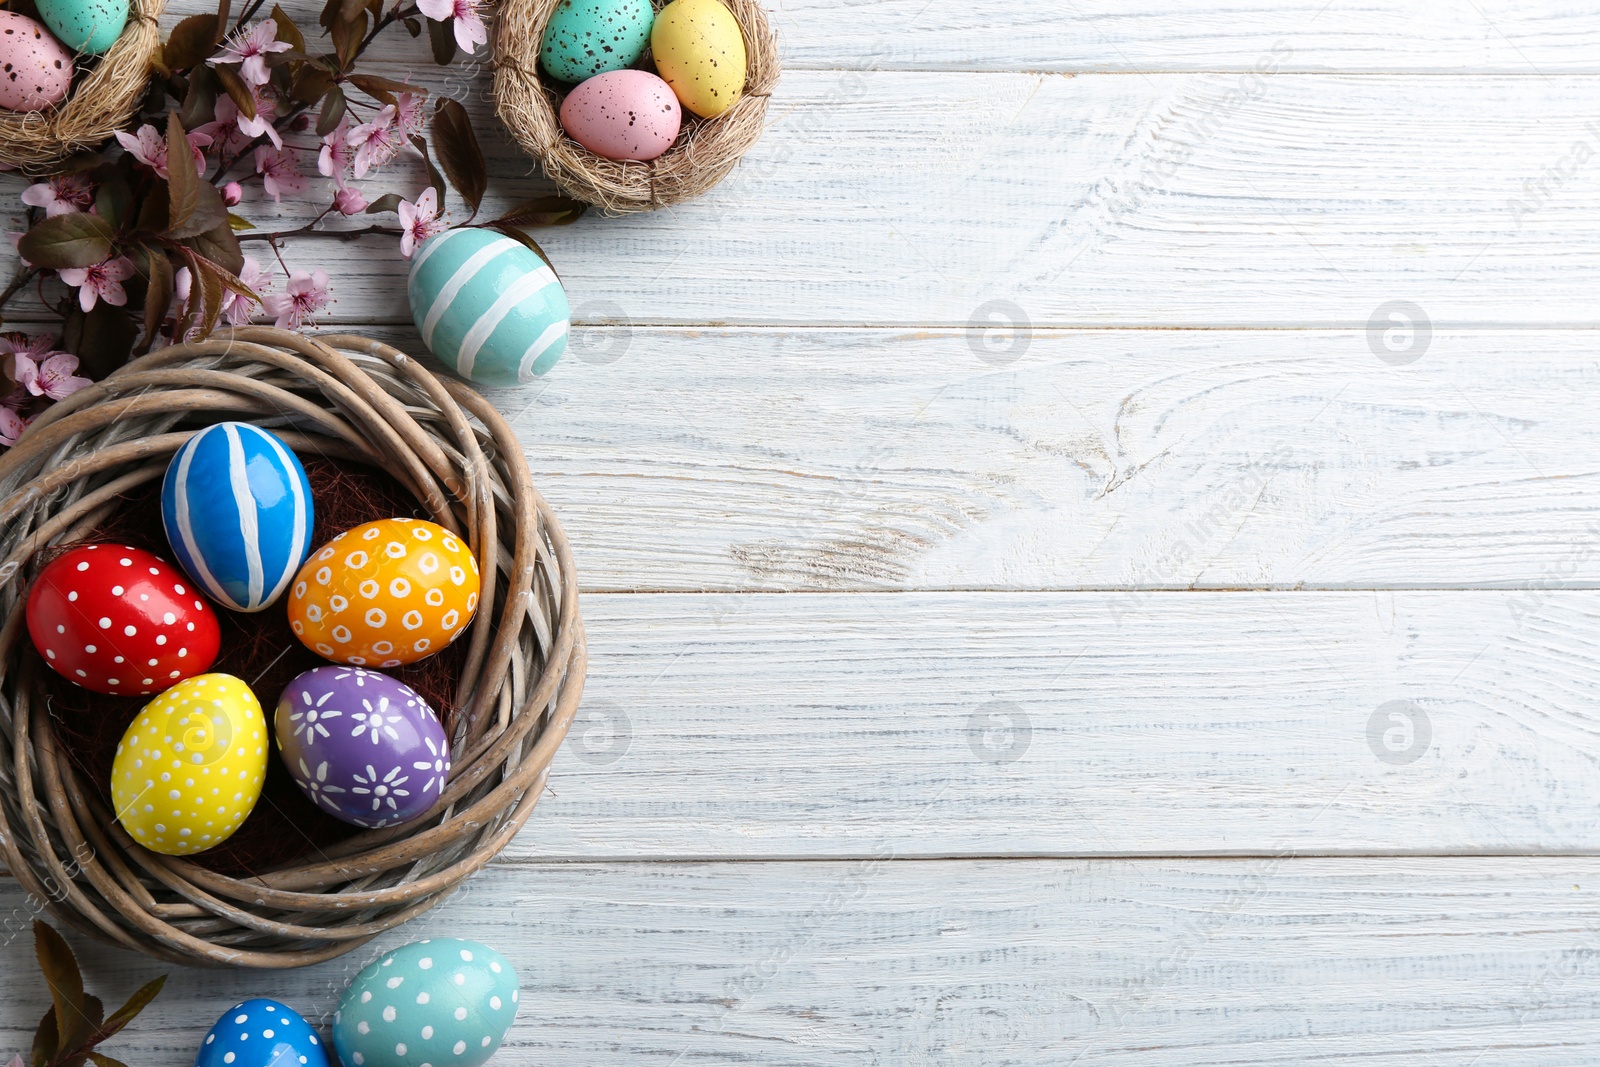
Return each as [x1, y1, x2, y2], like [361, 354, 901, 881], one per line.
[493, 0, 780, 214]
[0, 326, 586, 968]
[0, 0, 164, 172]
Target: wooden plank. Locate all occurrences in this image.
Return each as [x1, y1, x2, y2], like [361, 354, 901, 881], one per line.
[164, 0, 1600, 73]
[502, 589, 1600, 859]
[3, 858, 1600, 1063]
[6, 72, 1600, 327]
[491, 326, 1600, 592]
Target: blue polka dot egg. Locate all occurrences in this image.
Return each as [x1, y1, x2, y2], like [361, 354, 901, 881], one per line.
[162, 422, 315, 613]
[194, 998, 330, 1067]
[335, 939, 520, 1067]
[407, 228, 570, 387]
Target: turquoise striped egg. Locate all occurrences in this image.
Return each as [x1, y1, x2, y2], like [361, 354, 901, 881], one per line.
[407, 228, 570, 387]
[161, 422, 314, 613]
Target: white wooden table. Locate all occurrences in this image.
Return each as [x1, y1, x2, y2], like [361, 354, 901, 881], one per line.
[6, 1, 1600, 1061]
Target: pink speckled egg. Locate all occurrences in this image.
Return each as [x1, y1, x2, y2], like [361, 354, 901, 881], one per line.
[0, 12, 72, 113]
[559, 69, 682, 162]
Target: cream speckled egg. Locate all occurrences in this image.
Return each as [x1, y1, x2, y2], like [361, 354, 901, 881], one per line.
[111, 673, 268, 856]
[559, 69, 681, 161]
[0, 12, 73, 113]
[288, 518, 481, 668]
[649, 0, 746, 118]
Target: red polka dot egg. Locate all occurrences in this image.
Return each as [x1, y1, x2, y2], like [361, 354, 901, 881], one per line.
[26, 544, 221, 696]
[287, 518, 481, 668]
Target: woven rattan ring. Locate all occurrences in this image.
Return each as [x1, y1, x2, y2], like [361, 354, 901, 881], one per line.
[0, 0, 166, 173]
[493, 0, 780, 214]
[0, 326, 585, 968]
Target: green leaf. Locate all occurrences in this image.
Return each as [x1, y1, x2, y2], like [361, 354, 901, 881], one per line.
[18, 212, 114, 270]
[164, 113, 228, 240]
[316, 84, 346, 136]
[32, 1006, 57, 1067]
[496, 195, 587, 227]
[269, 3, 304, 51]
[410, 134, 448, 207]
[363, 191, 404, 214]
[140, 248, 172, 353]
[34, 922, 91, 1057]
[226, 212, 254, 231]
[430, 98, 486, 215]
[212, 60, 257, 120]
[99, 975, 165, 1039]
[162, 14, 219, 70]
[426, 14, 456, 64]
[182, 220, 245, 275]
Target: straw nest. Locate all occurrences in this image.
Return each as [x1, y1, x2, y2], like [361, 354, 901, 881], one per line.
[0, 0, 165, 173]
[0, 327, 586, 968]
[493, 0, 780, 214]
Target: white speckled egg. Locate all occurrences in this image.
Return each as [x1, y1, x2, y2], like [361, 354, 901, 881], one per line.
[334, 939, 519, 1067]
[559, 69, 681, 161]
[37, 0, 127, 55]
[0, 12, 73, 112]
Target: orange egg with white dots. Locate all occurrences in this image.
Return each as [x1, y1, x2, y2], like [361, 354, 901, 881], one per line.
[287, 518, 481, 667]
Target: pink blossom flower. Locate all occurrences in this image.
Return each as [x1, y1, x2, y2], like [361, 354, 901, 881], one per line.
[417, 0, 488, 54]
[173, 265, 191, 304]
[254, 146, 305, 202]
[318, 117, 355, 186]
[334, 185, 367, 215]
[0, 332, 61, 362]
[194, 94, 255, 157]
[12, 351, 91, 400]
[222, 256, 272, 326]
[235, 83, 283, 150]
[394, 92, 427, 138]
[222, 181, 243, 206]
[212, 20, 293, 87]
[346, 105, 402, 178]
[21, 174, 93, 217]
[58, 255, 135, 313]
[0, 404, 29, 447]
[115, 124, 210, 180]
[262, 269, 331, 330]
[397, 188, 448, 258]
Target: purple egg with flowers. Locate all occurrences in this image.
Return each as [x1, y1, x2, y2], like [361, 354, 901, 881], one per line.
[274, 665, 451, 828]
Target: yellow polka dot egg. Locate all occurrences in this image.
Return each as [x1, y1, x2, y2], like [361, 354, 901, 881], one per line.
[111, 673, 268, 856]
[288, 518, 481, 668]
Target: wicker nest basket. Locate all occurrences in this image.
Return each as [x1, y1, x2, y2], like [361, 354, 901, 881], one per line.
[0, 326, 585, 968]
[0, 0, 165, 173]
[493, 0, 780, 214]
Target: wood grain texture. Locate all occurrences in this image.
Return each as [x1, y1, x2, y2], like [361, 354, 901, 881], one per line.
[6, 71, 1600, 327]
[3, 859, 1600, 1064]
[504, 589, 1600, 859]
[499, 326, 1600, 592]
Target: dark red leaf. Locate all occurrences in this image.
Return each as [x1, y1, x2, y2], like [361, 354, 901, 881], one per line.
[141, 248, 173, 353]
[34, 922, 91, 1056]
[165, 112, 228, 240]
[363, 191, 404, 214]
[161, 14, 219, 70]
[213, 60, 257, 120]
[316, 84, 346, 135]
[270, 4, 304, 51]
[99, 975, 165, 1039]
[495, 196, 587, 227]
[430, 98, 485, 214]
[426, 14, 456, 64]
[18, 212, 114, 270]
[410, 134, 448, 206]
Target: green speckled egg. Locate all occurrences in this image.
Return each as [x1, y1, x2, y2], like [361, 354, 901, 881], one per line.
[36, 0, 127, 55]
[539, 0, 653, 83]
[334, 939, 520, 1067]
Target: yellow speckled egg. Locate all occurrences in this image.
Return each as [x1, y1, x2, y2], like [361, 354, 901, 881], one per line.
[110, 673, 267, 856]
[649, 0, 746, 119]
[287, 518, 481, 668]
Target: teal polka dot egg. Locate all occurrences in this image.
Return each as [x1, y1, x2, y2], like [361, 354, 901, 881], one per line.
[540, 0, 654, 83]
[334, 938, 520, 1067]
[36, 0, 127, 54]
[407, 228, 570, 388]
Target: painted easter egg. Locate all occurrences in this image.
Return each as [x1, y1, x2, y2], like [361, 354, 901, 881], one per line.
[334, 939, 519, 1067]
[0, 12, 74, 112]
[36, 0, 127, 55]
[287, 518, 481, 668]
[407, 228, 569, 387]
[26, 544, 221, 696]
[539, 0, 653, 83]
[275, 666, 451, 828]
[559, 69, 682, 161]
[650, 0, 746, 118]
[194, 998, 331, 1067]
[162, 421, 314, 613]
[111, 673, 268, 856]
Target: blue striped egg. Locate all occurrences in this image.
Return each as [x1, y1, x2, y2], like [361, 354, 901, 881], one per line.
[407, 228, 570, 387]
[162, 422, 314, 613]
